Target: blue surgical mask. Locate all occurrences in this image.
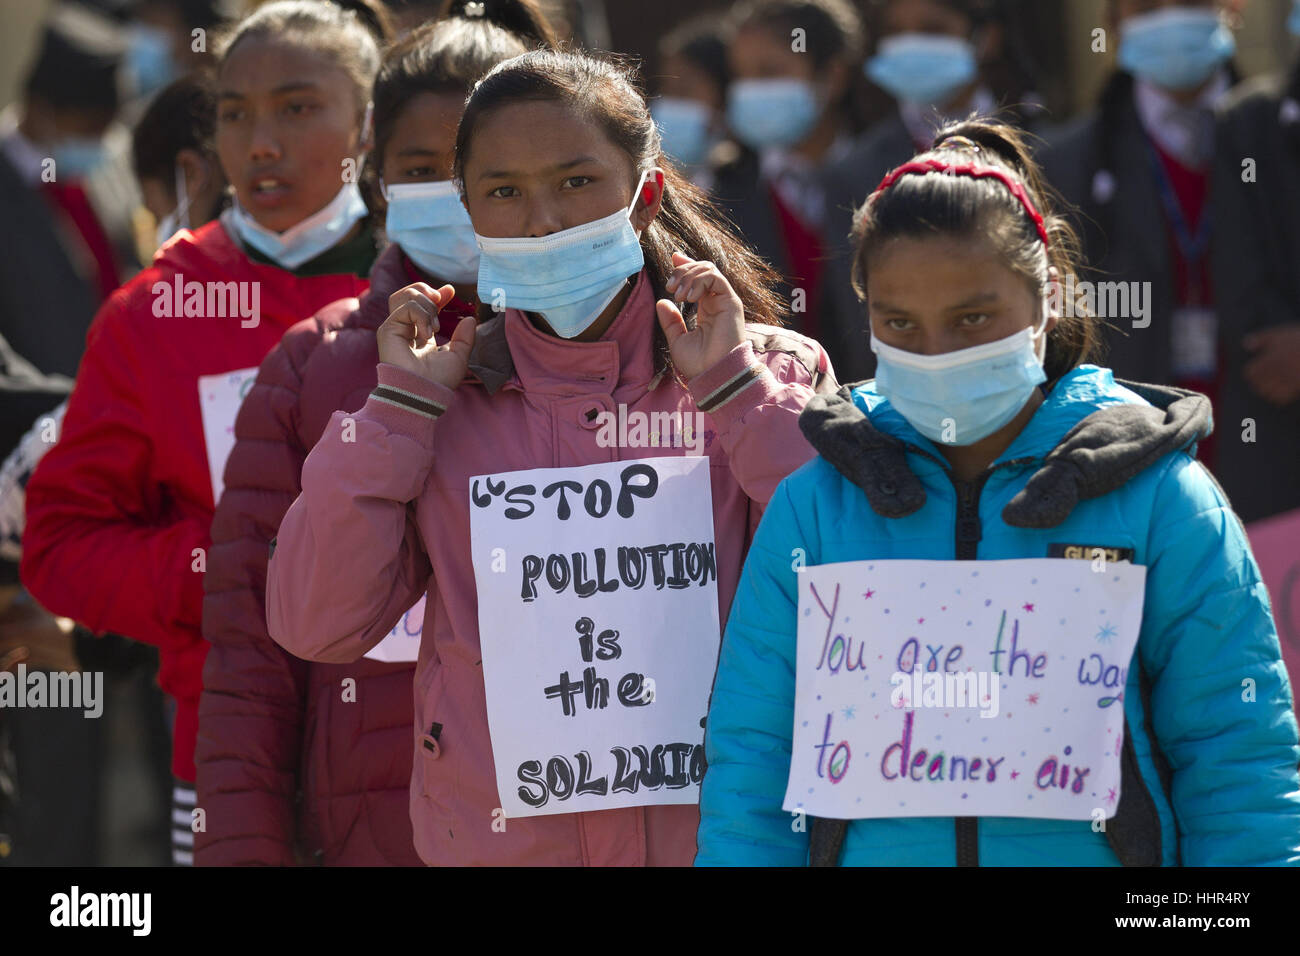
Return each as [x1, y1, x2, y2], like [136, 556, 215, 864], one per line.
[227, 181, 369, 270]
[127, 24, 177, 100]
[51, 138, 107, 180]
[1118, 7, 1236, 92]
[652, 97, 715, 167]
[871, 305, 1049, 446]
[475, 170, 650, 339]
[866, 33, 978, 108]
[384, 179, 479, 284]
[726, 78, 820, 150]
[1289, 0, 1300, 37]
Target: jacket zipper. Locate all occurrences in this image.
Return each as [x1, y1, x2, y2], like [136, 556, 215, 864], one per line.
[952, 472, 988, 868]
[902, 447, 1037, 869]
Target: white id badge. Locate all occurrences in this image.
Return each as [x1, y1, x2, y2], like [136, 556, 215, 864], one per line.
[1170, 306, 1218, 379]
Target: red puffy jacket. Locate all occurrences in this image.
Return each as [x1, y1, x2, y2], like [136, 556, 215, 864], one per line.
[21, 220, 368, 781]
[195, 245, 472, 865]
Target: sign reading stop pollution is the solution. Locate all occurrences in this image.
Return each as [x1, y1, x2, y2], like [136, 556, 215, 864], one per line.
[469, 456, 721, 818]
[784, 558, 1146, 821]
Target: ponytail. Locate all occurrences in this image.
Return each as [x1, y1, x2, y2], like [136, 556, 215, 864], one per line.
[436, 0, 557, 48]
[852, 117, 1101, 382]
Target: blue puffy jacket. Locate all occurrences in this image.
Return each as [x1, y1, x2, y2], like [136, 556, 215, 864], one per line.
[697, 366, 1300, 866]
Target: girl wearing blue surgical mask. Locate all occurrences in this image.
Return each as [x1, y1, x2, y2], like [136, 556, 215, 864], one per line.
[193, 0, 559, 868]
[698, 121, 1300, 867]
[132, 73, 229, 256]
[651, 16, 732, 192]
[711, 0, 864, 347]
[819, 0, 1045, 384]
[20, 0, 393, 869]
[262, 48, 838, 867]
[1039, 0, 1240, 473]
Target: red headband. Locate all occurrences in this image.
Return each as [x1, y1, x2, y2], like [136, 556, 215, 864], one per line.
[870, 159, 1051, 249]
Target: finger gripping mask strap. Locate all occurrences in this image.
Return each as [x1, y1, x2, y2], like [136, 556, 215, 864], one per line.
[870, 158, 1051, 250]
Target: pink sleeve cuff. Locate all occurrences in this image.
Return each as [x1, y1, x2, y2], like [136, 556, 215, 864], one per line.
[688, 342, 778, 422]
[358, 363, 458, 445]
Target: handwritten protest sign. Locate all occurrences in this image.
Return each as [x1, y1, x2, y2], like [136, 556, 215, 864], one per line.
[364, 595, 423, 663]
[198, 366, 422, 663]
[469, 456, 720, 818]
[784, 558, 1146, 820]
[1246, 508, 1300, 695]
[197, 367, 258, 505]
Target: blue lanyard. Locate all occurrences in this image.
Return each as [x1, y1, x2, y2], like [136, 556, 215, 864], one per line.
[1143, 137, 1213, 267]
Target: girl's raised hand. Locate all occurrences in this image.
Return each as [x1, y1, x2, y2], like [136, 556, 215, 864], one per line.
[378, 282, 477, 390]
[656, 252, 744, 380]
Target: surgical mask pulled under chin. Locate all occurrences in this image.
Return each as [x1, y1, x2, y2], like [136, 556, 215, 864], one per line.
[871, 312, 1048, 446]
[474, 172, 650, 339]
[227, 180, 369, 270]
[385, 179, 479, 285]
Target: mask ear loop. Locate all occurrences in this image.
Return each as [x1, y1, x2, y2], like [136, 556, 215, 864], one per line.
[173, 161, 194, 231]
[626, 167, 654, 222]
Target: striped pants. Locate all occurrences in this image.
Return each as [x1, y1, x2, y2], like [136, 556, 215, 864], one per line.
[172, 779, 195, 866]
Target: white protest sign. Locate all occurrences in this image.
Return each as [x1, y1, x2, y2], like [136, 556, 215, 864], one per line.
[197, 366, 258, 504]
[199, 365, 420, 663]
[784, 558, 1146, 821]
[469, 456, 720, 818]
[364, 595, 423, 663]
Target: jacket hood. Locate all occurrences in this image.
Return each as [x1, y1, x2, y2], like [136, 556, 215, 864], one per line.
[798, 365, 1213, 529]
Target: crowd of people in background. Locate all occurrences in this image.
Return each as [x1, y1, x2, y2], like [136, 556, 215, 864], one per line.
[0, 0, 1296, 868]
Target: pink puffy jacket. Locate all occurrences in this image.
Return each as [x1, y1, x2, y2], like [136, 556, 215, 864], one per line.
[266, 270, 836, 865]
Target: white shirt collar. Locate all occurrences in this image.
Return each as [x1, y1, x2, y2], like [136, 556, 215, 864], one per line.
[0, 107, 48, 186]
[1134, 70, 1230, 168]
[758, 134, 854, 227]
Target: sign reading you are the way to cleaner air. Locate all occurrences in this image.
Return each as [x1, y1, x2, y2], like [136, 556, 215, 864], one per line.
[784, 559, 1146, 821]
[470, 456, 720, 818]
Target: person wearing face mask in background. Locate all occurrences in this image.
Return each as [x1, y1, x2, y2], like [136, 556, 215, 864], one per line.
[20, 0, 389, 868]
[195, 0, 557, 868]
[264, 47, 838, 866]
[1041, 0, 1243, 473]
[651, 16, 732, 193]
[1208, 0, 1300, 526]
[133, 73, 229, 257]
[0, 64, 234, 869]
[0, 2, 137, 380]
[711, 0, 864, 350]
[698, 123, 1300, 867]
[119, 0, 226, 106]
[0, 10, 139, 866]
[820, 0, 1045, 383]
[1208, 0, 1300, 694]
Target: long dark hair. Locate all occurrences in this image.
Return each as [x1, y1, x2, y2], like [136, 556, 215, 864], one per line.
[453, 48, 788, 330]
[372, 0, 556, 176]
[851, 118, 1101, 382]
